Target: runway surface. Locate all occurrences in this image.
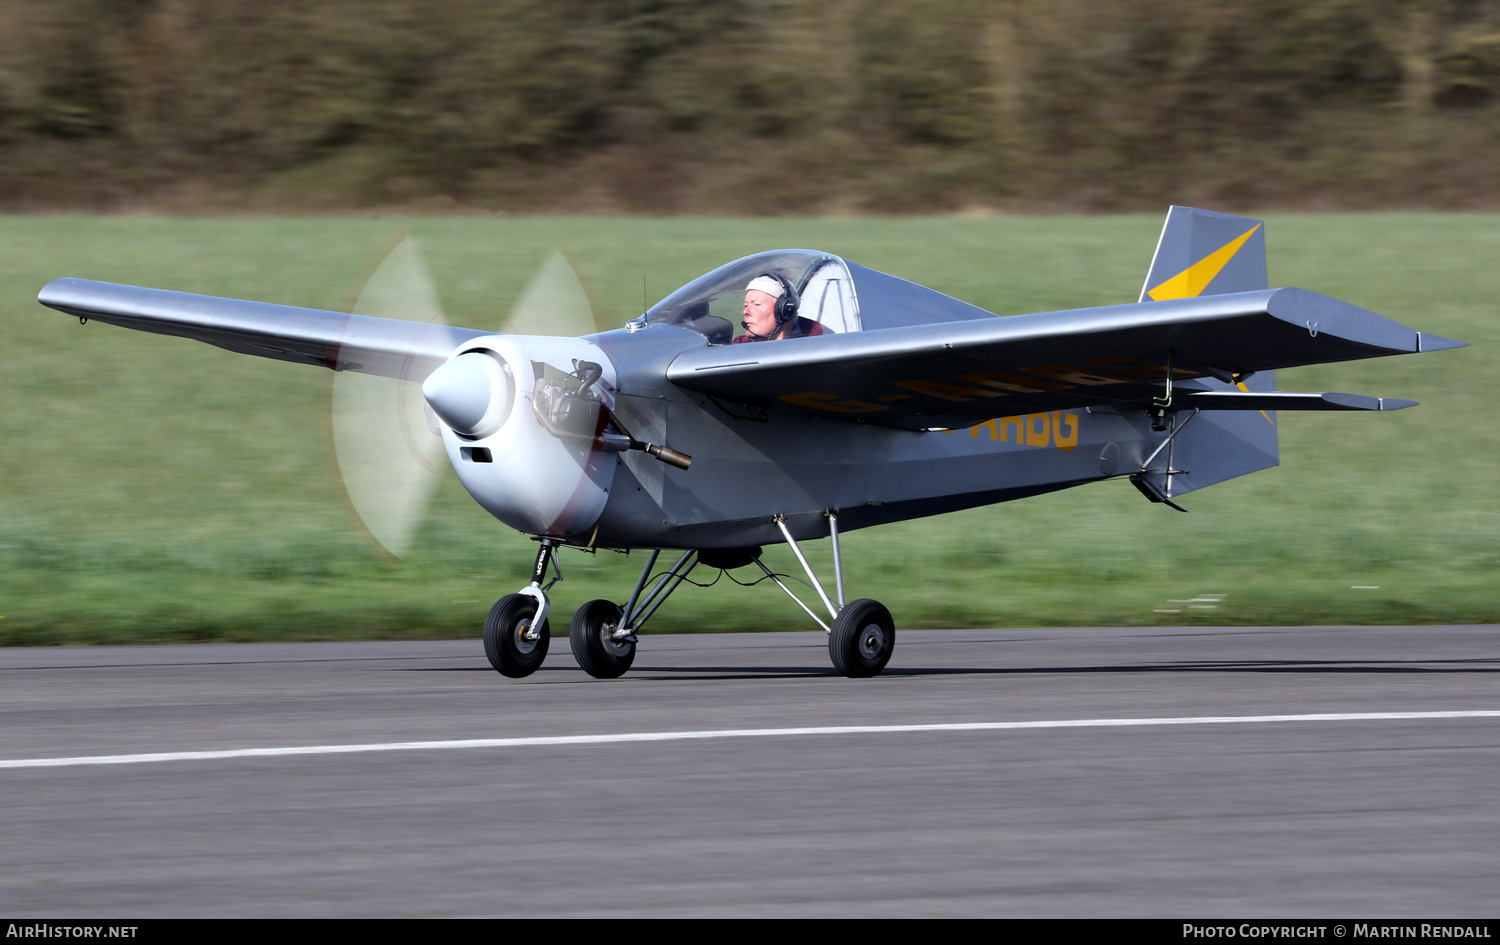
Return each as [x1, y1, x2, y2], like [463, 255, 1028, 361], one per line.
[2, 625, 1497, 917]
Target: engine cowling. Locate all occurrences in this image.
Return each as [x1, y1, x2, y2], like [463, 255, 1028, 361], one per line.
[423, 334, 619, 538]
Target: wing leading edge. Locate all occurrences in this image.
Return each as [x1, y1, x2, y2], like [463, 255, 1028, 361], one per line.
[665, 287, 1464, 429]
[38, 278, 486, 380]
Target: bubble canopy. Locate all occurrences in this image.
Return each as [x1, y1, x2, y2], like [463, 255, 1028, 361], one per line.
[637, 249, 998, 344]
[641, 250, 860, 344]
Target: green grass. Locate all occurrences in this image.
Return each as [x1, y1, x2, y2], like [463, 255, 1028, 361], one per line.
[1, 213, 1495, 645]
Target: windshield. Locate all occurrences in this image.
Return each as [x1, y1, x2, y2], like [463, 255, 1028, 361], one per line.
[641, 250, 860, 344]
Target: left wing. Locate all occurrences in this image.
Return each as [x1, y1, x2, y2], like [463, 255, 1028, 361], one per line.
[38, 278, 485, 379]
[665, 287, 1463, 429]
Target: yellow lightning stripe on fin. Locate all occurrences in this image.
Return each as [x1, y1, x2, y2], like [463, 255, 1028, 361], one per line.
[1147, 223, 1262, 301]
[1236, 379, 1275, 425]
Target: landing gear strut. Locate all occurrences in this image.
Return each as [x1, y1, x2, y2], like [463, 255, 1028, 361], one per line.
[486, 513, 896, 680]
[571, 549, 700, 679]
[752, 512, 895, 678]
[482, 539, 560, 678]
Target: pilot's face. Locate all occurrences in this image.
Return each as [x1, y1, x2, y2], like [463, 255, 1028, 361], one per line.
[743, 289, 779, 337]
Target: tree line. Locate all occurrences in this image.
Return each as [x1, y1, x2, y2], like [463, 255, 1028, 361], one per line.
[2, 0, 1498, 212]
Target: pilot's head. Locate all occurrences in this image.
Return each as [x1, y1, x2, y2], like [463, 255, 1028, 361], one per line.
[743, 274, 787, 339]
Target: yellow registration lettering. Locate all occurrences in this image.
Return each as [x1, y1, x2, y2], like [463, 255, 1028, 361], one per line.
[973, 411, 1080, 449]
[1026, 412, 1051, 447]
[1053, 411, 1078, 451]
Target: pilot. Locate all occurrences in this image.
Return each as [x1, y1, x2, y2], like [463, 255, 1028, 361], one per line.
[734, 273, 824, 344]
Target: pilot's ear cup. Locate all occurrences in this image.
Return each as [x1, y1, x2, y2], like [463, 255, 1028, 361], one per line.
[767, 272, 798, 324]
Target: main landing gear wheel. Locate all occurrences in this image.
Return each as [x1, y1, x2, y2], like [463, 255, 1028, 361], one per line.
[484, 593, 550, 678]
[570, 598, 636, 679]
[829, 598, 895, 678]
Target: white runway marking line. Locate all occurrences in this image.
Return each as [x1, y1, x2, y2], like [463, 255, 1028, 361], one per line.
[4, 710, 1500, 771]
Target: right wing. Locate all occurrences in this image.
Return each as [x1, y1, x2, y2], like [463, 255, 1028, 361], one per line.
[666, 287, 1465, 429]
[38, 278, 487, 379]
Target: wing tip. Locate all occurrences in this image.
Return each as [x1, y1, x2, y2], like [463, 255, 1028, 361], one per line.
[37, 276, 82, 307]
[1419, 332, 1467, 352]
[1323, 392, 1419, 411]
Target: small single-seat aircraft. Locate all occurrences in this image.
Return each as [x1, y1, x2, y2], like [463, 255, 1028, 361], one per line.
[38, 207, 1464, 679]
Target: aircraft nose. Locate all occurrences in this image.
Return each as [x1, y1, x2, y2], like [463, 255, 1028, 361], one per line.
[422, 350, 513, 438]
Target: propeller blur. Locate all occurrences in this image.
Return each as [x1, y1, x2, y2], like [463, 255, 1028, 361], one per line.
[334, 240, 601, 559]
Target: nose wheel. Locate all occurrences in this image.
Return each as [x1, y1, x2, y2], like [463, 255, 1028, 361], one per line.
[483, 593, 551, 678]
[483, 538, 562, 678]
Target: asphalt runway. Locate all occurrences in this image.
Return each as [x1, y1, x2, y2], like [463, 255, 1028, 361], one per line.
[2, 625, 1498, 917]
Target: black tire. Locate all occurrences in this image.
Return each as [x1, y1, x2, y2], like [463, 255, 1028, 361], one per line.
[569, 598, 636, 679]
[829, 599, 895, 678]
[483, 593, 550, 678]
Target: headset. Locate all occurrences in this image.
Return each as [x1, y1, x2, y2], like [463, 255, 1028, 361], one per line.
[742, 271, 801, 339]
[766, 271, 800, 325]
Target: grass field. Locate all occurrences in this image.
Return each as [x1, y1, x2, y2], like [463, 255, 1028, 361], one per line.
[1, 213, 1495, 645]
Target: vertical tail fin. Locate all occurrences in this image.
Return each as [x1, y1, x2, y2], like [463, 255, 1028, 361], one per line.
[1140, 206, 1267, 303]
[1140, 207, 1277, 501]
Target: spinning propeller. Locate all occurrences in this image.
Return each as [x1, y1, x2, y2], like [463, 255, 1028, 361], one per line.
[331, 237, 599, 559]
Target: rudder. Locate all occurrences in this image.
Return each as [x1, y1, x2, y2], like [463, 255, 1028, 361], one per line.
[1140, 207, 1277, 501]
[1140, 206, 1267, 303]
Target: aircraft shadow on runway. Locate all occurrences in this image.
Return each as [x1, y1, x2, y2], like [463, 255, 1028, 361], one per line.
[396, 656, 1500, 682]
[400, 664, 838, 681]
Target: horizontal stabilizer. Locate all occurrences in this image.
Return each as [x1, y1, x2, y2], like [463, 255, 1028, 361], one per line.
[1174, 390, 1418, 411]
[38, 278, 486, 379]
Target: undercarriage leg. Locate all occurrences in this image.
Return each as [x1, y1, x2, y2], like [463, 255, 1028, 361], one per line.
[619, 549, 661, 632]
[752, 555, 831, 633]
[775, 516, 839, 621]
[570, 548, 698, 680]
[619, 550, 699, 637]
[518, 538, 562, 631]
[483, 538, 561, 679]
[828, 509, 846, 610]
[759, 513, 895, 677]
